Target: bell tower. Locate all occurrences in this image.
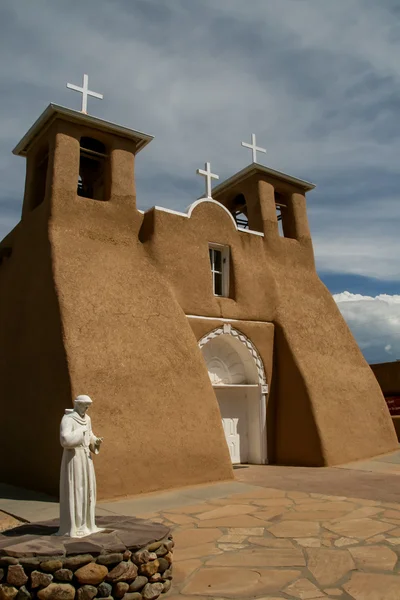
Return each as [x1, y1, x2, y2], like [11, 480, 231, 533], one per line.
[0, 90, 155, 496]
[13, 103, 153, 226]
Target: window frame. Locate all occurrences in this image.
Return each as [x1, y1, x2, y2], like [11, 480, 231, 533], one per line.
[209, 243, 230, 298]
[78, 136, 108, 201]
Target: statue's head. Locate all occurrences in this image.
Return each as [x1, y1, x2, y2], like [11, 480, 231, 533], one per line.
[74, 395, 93, 417]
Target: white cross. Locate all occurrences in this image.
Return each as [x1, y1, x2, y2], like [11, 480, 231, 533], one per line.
[241, 133, 266, 164]
[66, 74, 103, 114]
[196, 162, 219, 199]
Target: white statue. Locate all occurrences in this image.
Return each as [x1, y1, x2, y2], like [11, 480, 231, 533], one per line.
[57, 395, 104, 538]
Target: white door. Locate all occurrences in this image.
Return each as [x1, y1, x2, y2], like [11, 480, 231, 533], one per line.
[215, 387, 249, 464]
[222, 417, 241, 463]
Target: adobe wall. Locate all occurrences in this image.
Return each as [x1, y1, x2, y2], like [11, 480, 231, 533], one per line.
[371, 361, 400, 395]
[141, 183, 398, 466]
[45, 123, 233, 499]
[0, 207, 72, 495]
[0, 120, 233, 499]
[271, 269, 397, 465]
[219, 176, 397, 464]
[139, 202, 278, 321]
[2, 112, 397, 500]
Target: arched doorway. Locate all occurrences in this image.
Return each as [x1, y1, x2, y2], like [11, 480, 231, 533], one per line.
[199, 325, 268, 465]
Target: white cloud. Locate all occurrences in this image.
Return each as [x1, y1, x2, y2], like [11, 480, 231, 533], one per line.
[334, 291, 400, 363]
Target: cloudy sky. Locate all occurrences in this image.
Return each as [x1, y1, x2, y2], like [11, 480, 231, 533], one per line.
[1, 0, 399, 363]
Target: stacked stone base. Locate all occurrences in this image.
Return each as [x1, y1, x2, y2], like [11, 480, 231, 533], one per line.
[0, 517, 173, 600]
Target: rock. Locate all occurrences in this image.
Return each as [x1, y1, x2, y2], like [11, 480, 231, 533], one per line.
[157, 558, 169, 574]
[63, 555, 94, 571]
[162, 579, 171, 594]
[122, 594, 142, 600]
[129, 576, 148, 592]
[97, 553, 123, 567]
[97, 582, 112, 597]
[76, 585, 97, 600]
[114, 582, 129, 598]
[161, 568, 172, 581]
[132, 550, 151, 566]
[285, 578, 326, 599]
[142, 582, 164, 600]
[122, 551, 132, 561]
[348, 545, 397, 570]
[0, 571, 3, 583]
[307, 548, 355, 587]
[149, 573, 161, 583]
[0, 560, 18, 568]
[146, 541, 162, 552]
[75, 563, 108, 585]
[344, 572, 400, 598]
[30, 571, 53, 588]
[147, 553, 157, 562]
[155, 546, 167, 558]
[7, 565, 28, 587]
[164, 540, 174, 552]
[40, 560, 63, 573]
[163, 552, 172, 565]
[139, 560, 159, 578]
[0, 585, 18, 600]
[54, 569, 73, 582]
[18, 558, 41, 570]
[106, 561, 137, 583]
[37, 583, 76, 600]
[16, 587, 31, 600]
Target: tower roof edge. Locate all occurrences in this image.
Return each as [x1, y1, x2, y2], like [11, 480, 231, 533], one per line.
[13, 104, 154, 157]
[212, 163, 316, 197]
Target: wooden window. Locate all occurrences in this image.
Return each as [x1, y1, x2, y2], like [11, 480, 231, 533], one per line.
[209, 244, 230, 297]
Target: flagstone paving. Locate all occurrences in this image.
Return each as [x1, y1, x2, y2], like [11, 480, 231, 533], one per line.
[145, 484, 400, 599]
[2, 456, 400, 598]
[0, 511, 23, 532]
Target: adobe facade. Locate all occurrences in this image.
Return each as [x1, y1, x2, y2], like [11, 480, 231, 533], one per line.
[0, 105, 397, 500]
[371, 361, 400, 398]
[371, 361, 400, 418]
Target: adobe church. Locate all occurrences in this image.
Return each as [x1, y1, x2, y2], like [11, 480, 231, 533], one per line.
[0, 80, 397, 500]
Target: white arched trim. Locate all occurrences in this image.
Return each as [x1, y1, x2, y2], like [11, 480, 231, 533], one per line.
[187, 198, 238, 229]
[198, 324, 267, 387]
[147, 202, 264, 236]
[199, 324, 268, 465]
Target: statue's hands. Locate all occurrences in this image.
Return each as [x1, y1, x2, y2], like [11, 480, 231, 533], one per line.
[95, 437, 104, 446]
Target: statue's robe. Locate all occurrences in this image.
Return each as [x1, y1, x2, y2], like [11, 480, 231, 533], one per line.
[57, 409, 101, 537]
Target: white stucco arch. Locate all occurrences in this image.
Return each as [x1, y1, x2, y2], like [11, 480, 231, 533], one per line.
[187, 198, 238, 229]
[199, 324, 268, 465]
[198, 324, 267, 387]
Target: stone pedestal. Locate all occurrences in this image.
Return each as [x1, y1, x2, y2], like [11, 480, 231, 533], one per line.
[0, 516, 173, 600]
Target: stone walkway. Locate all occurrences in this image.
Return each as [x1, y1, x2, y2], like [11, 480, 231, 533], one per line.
[2, 453, 400, 599]
[134, 483, 400, 599]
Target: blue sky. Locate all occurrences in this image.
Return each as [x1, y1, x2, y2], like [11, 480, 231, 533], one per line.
[0, 0, 399, 363]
